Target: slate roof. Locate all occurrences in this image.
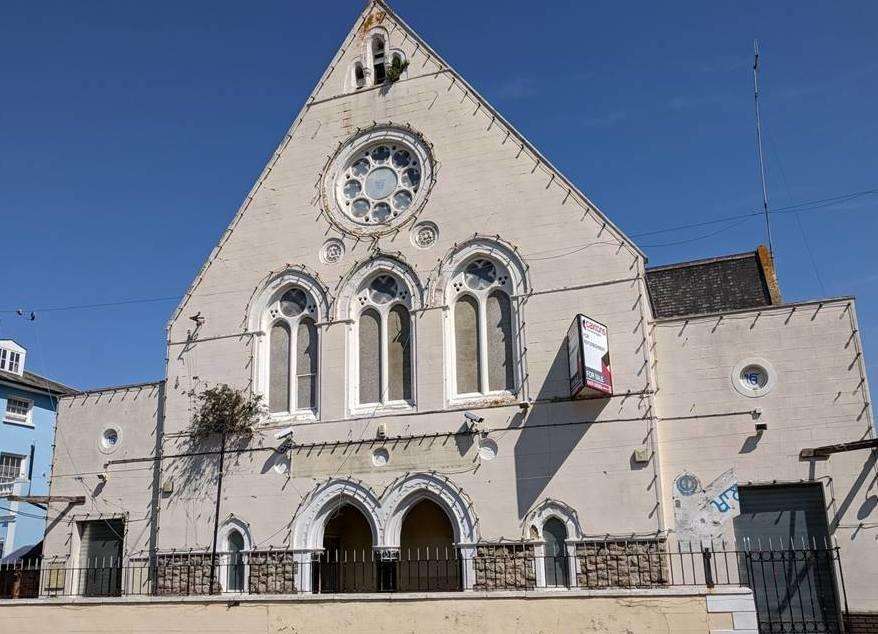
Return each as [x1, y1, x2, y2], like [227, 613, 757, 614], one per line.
[0, 368, 76, 396]
[646, 248, 780, 320]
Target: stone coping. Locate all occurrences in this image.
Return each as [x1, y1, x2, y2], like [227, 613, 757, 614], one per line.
[0, 585, 751, 607]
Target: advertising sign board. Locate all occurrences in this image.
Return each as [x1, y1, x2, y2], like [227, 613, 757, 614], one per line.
[567, 314, 612, 397]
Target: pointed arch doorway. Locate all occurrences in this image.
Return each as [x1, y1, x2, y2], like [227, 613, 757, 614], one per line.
[315, 504, 376, 593]
[397, 499, 462, 591]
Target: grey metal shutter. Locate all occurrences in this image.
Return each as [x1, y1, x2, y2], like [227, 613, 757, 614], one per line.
[735, 484, 830, 547]
[79, 520, 124, 597]
[734, 484, 841, 633]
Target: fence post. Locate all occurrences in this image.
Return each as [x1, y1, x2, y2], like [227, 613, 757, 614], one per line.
[702, 547, 715, 588]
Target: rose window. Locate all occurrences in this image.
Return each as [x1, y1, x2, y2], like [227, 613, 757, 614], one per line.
[337, 143, 422, 224]
[324, 127, 434, 234]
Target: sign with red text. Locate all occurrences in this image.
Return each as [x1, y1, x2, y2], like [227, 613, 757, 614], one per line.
[567, 314, 612, 397]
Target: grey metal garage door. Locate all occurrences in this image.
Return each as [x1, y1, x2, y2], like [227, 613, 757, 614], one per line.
[78, 519, 124, 597]
[734, 484, 842, 633]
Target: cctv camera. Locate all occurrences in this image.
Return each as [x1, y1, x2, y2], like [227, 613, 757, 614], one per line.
[463, 411, 484, 424]
[275, 427, 294, 440]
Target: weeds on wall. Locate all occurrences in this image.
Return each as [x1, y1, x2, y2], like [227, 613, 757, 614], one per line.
[188, 384, 263, 441]
[386, 56, 409, 83]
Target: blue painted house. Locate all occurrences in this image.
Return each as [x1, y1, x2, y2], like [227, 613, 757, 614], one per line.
[0, 339, 74, 561]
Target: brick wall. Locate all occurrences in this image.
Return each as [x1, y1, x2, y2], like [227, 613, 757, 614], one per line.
[846, 613, 878, 633]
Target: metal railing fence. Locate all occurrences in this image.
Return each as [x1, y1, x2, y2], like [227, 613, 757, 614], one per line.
[0, 539, 848, 634]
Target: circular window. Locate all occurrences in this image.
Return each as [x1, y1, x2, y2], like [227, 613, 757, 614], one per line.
[372, 447, 390, 467]
[465, 259, 497, 290]
[732, 357, 776, 398]
[368, 275, 399, 304]
[338, 144, 419, 224]
[323, 127, 434, 235]
[740, 365, 768, 390]
[99, 428, 121, 453]
[280, 288, 308, 317]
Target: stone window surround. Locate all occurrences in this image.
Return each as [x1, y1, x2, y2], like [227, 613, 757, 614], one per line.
[247, 268, 330, 423]
[344, 27, 408, 91]
[340, 257, 423, 416]
[218, 516, 252, 594]
[522, 499, 584, 589]
[321, 124, 434, 238]
[440, 239, 529, 406]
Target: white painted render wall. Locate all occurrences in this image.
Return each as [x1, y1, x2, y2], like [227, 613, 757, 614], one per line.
[42, 1, 876, 614]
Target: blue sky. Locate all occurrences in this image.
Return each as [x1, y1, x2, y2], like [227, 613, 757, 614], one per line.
[1, 0, 876, 392]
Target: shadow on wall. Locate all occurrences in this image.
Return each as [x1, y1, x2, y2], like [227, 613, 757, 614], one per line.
[512, 336, 609, 520]
[161, 432, 261, 543]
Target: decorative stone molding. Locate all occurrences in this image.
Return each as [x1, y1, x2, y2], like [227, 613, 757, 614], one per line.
[334, 253, 425, 321]
[319, 238, 346, 265]
[319, 123, 435, 238]
[411, 221, 438, 249]
[292, 478, 384, 550]
[521, 498, 584, 542]
[382, 472, 480, 547]
[245, 265, 331, 331]
[433, 235, 530, 306]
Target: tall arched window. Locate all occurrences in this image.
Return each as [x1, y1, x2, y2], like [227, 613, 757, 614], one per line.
[353, 62, 365, 89]
[372, 35, 386, 84]
[266, 287, 319, 415]
[217, 517, 252, 594]
[542, 517, 569, 587]
[356, 273, 413, 406]
[227, 529, 246, 592]
[451, 257, 517, 397]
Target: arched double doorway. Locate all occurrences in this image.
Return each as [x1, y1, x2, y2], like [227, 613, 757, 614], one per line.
[294, 475, 478, 593]
[312, 498, 461, 593]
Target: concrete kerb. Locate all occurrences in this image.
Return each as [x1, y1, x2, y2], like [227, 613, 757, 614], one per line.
[0, 584, 751, 607]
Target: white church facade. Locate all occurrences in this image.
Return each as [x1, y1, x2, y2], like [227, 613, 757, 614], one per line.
[39, 1, 876, 629]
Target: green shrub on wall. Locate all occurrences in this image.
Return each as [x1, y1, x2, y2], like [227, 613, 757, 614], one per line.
[188, 384, 263, 440]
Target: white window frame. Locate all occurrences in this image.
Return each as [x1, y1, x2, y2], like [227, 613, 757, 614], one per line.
[218, 517, 252, 594]
[350, 273, 416, 414]
[261, 287, 320, 421]
[4, 396, 34, 427]
[446, 256, 521, 404]
[0, 347, 23, 374]
[0, 453, 27, 497]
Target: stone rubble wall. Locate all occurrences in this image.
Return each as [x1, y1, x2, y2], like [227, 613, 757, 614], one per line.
[473, 545, 536, 591]
[247, 551, 297, 595]
[575, 540, 667, 588]
[155, 553, 218, 596]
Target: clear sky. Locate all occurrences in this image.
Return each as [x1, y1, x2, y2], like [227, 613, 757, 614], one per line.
[1, 0, 876, 392]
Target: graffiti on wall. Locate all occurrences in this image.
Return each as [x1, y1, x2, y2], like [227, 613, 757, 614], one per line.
[673, 469, 740, 544]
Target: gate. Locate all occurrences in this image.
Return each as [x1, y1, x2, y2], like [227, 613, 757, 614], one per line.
[739, 541, 847, 633]
[734, 484, 847, 633]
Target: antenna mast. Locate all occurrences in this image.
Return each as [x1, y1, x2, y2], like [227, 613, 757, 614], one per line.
[753, 39, 773, 256]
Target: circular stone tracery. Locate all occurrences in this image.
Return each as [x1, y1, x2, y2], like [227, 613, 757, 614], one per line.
[339, 143, 421, 223]
[324, 127, 434, 235]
